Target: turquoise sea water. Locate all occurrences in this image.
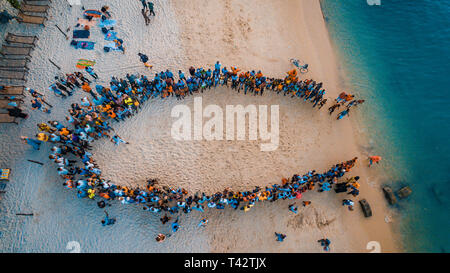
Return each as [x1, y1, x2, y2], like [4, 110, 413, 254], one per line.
[320, 0, 450, 252]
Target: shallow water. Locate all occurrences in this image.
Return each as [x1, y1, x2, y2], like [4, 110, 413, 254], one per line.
[320, 0, 450, 252]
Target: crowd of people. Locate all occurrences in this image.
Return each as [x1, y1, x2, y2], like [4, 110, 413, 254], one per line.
[20, 61, 366, 248]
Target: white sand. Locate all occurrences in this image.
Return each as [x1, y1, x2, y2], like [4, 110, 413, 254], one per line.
[0, 0, 401, 252]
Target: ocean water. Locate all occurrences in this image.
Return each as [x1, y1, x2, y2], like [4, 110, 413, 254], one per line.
[320, 0, 450, 252]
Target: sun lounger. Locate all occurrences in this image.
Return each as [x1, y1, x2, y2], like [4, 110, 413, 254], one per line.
[0, 45, 33, 56]
[0, 69, 28, 81]
[0, 58, 30, 70]
[21, 3, 50, 14]
[0, 113, 18, 124]
[16, 12, 47, 26]
[0, 86, 25, 96]
[0, 99, 22, 109]
[5, 33, 38, 46]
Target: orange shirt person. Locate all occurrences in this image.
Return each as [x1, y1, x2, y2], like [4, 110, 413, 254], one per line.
[82, 82, 91, 92]
[368, 156, 382, 167]
[345, 94, 355, 102]
[107, 110, 117, 119]
[60, 127, 70, 136]
[287, 69, 297, 78]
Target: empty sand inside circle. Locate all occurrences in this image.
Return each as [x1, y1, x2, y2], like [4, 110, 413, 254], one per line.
[92, 87, 348, 194]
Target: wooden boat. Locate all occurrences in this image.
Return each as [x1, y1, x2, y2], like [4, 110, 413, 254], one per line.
[397, 186, 412, 199]
[382, 186, 397, 205]
[359, 199, 372, 217]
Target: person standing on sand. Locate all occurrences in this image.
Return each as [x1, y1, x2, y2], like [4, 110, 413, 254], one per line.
[148, 2, 155, 16]
[111, 134, 129, 145]
[336, 92, 347, 104]
[289, 203, 298, 213]
[198, 218, 208, 227]
[101, 6, 112, 19]
[318, 238, 331, 251]
[318, 98, 327, 109]
[347, 186, 359, 197]
[368, 155, 382, 167]
[160, 214, 171, 224]
[328, 103, 340, 115]
[85, 66, 98, 80]
[82, 81, 95, 98]
[319, 182, 331, 192]
[138, 53, 152, 68]
[346, 176, 360, 189]
[337, 108, 350, 120]
[97, 200, 106, 208]
[141, 8, 151, 25]
[20, 136, 42, 150]
[171, 217, 180, 232]
[101, 210, 116, 226]
[355, 99, 365, 107]
[75, 72, 91, 84]
[113, 39, 125, 54]
[275, 232, 287, 242]
[31, 98, 50, 114]
[342, 199, 354, 211]
[66, 73, 81, 88]
[140, 0, 148, 10]
[156, 233, 166, 242]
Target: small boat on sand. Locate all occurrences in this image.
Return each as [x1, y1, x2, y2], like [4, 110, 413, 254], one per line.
[359, 199, 372, 217]
[383, 186, 397, 205]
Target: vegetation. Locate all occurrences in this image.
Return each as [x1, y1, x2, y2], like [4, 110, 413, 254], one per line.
[7, 0, 21, 10]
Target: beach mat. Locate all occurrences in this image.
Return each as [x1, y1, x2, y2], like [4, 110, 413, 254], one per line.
[83, 10, 102, 18]
[98, 19, 116, 28]
[71, 40, 95, 50]
[76, 59, 96, 69]
[73, 30, 90, 39]
[77, 18, 97, 28]
[105, 31, 118, 41]
[104, 42, 121, 52]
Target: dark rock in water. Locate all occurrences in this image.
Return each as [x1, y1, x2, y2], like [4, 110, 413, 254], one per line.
[359, 199, 372, 217]
[397, 186, 412, 199]
[383, 186, 397, 205]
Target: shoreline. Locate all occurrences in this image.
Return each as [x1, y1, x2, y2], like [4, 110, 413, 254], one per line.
[170, 0, 401, 252]
[316, 0, 403, 252]
[303, 0, 401, 252]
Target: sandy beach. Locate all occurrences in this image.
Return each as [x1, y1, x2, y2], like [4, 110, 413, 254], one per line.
[0, 0, 401, 252]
